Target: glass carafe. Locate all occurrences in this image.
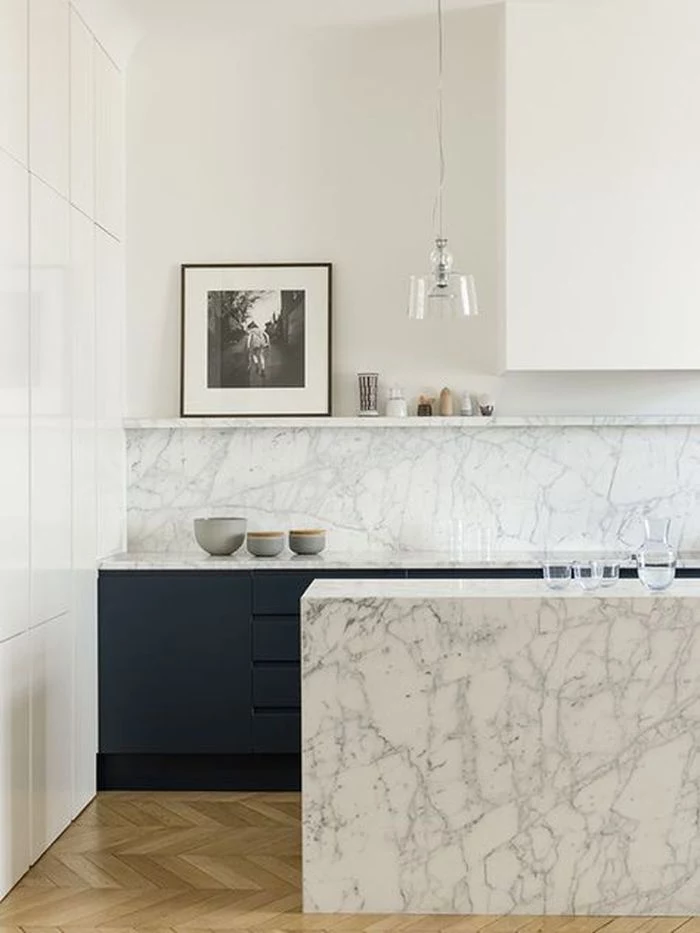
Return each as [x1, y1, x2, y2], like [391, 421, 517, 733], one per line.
[637, 518, 676, 591]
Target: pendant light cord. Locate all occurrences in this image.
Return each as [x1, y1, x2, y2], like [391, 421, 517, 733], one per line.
[435, 0, 446, 240]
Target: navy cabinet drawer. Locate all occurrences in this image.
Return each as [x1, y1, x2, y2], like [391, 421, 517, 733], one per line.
[252, 570, 406, 615]
[253, 664, 300, 708]
[252, 711, 300, 753]
[253, 616, 300, 662]
[252, 574, 316, 615]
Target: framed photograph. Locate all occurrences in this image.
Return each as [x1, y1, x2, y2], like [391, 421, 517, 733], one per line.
[181, 262, 332, 417]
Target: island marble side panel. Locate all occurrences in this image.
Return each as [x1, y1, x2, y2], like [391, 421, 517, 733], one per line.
[302, 593, 700, 915]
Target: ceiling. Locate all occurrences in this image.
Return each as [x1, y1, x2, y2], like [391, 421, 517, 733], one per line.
[74, 0, 507, 64]
[126, 0, 504, 30]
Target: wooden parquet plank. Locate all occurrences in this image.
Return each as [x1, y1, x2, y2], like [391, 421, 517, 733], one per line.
[0, 792, 698, 933]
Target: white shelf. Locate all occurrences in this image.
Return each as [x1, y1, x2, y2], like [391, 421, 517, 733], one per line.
[123, 415, 700, 430]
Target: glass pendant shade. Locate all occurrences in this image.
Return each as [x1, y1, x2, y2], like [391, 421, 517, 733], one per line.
[408, 238, 479, 320]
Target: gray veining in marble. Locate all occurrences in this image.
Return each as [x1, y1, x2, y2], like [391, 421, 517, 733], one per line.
[127, 424, 700, 553]
[302, 578, 700, 915]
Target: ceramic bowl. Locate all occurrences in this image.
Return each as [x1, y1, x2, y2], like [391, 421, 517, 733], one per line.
[194, 517, 247, 556]
[247, 531, 286, 558]
[289, 529, 327, 556]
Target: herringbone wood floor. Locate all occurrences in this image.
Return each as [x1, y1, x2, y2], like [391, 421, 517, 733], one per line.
[0, 793, 698, 933]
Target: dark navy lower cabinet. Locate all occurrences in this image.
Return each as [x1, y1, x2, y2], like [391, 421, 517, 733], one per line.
[99, 571, 252, 755]
[100, 565, 523, 791]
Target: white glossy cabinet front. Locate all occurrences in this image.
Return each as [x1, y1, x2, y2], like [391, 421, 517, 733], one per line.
[30, 613, 74, 861]
[0, 0, 28, 165]
[505, 0, 700, 371]
[95, 47, 124, 238]
[30, 177, 72, 628]
[70, 10, 95, 218]
[29, 0, 70, 197]
[71, 208, 97, 814]
[0, 632, 30, 899]
[0, 151, 30, 645]
[96, 228, 126, 558]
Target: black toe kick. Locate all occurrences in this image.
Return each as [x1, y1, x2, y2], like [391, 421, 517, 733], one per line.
[97, 753, 301, 791]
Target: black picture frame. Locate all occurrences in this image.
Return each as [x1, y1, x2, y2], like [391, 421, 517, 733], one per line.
[180, 262, 332, 418]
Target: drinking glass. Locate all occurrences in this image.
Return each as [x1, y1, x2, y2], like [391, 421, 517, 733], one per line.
[543, 563, 572, 590]
[574, 560, 604, 591]
[600, 562, 620, 587]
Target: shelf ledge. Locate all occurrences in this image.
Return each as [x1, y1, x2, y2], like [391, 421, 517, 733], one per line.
[123, 415, 700, 429]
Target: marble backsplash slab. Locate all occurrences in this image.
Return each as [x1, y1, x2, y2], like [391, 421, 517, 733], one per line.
[126, 424, 700, 554]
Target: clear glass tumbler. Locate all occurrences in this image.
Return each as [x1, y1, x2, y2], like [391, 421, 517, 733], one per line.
[600, 562, 620, 588]
[543, 563, 572, 590]
[574, 560, 604, 591]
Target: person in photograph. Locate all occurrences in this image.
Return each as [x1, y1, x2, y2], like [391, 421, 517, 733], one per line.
[246, 320, 270, 378]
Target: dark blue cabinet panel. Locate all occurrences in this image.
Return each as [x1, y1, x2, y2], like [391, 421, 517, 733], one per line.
[253, 664, 301, 708]
[99, 571, 252, 754]
[252, 569, 405, 615]
[253, 616, 300, 662]
[252, 711, 300, 753]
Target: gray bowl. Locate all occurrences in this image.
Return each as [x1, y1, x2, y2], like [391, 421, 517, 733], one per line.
[289, 530, 327, 556]
[194, 517, 247, 556]
[247, 532, 285, 558]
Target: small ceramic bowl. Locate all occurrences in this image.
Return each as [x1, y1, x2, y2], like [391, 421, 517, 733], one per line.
[194, 517, 247, 556]
[289, 529, 327, 556]
[247, 531, 285, 558]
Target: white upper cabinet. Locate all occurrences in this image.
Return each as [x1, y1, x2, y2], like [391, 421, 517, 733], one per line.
[30, 176, 72, 627]
[504, 0, 700, 371]
[70, 10, 95, 218]
[29, 0, 70, 197]
[95, 46, 124, 239]
[0, 0, 28, 165]
[0, 151, 30, 645]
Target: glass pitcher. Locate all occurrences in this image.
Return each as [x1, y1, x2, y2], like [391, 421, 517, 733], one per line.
[636, 517, 677, 591]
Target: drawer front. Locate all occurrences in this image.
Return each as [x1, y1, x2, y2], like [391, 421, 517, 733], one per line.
[252, 573, 316, 615]
[253, 664, 300, 708]
[253, 616, 300, 662]
[252, 570, 406, 615]
[252, 711, 301, 754]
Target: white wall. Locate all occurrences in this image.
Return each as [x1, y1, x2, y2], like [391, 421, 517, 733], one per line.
[126, 8, 502, 417]
[0, 0, 126, 899]
[126, 0, 700, 417]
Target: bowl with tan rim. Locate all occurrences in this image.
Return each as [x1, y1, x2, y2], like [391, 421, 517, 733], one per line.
[246, 531, 286, 558]
[289, 529, 327, 556]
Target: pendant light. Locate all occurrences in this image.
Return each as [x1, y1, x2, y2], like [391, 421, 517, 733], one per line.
[408, 0, 479, 320]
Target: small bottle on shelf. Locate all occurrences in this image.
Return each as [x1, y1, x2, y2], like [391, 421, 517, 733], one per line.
[385, 386, 408, 418]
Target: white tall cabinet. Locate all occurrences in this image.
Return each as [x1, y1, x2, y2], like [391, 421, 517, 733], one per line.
[0, 0, 126, 900]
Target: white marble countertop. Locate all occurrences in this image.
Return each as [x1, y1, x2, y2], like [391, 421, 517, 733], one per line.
[303, 576, 699, 601]
[99, 549, 548, 570]
[99, 549, 700, 571]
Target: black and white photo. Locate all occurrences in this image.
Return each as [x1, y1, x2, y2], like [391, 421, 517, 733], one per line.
[181, 263, 331, 417]
[207, 289, 305, 389]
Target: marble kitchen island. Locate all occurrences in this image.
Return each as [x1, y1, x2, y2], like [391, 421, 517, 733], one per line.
[301, 578, 700, 917]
